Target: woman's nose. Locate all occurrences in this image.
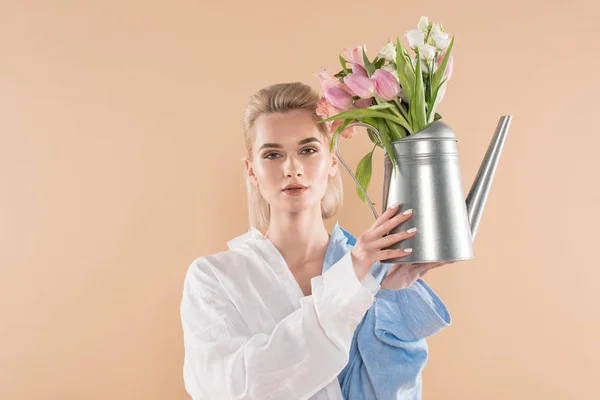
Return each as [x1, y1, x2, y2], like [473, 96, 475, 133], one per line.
[284, 156, 303, 177]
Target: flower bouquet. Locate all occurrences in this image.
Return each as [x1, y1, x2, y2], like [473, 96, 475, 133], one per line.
[314, 16, 454, 204]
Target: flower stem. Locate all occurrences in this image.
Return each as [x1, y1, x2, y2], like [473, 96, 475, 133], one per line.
[393, 98, 408, 119]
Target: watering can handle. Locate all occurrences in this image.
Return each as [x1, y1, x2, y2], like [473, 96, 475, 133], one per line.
[333, 121, 383, 221]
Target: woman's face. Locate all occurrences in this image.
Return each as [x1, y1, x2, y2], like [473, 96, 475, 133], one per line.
[245, 109, 338, 214]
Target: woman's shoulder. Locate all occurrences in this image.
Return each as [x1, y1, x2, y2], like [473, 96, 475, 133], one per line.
[186, 248, 251, 279]
[183, 230, 259, 288]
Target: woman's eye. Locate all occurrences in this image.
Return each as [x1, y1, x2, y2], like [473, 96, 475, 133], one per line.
[301, 148, 317, 155]
[264, 148, 316, 159]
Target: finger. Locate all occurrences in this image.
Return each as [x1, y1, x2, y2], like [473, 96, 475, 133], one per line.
[389, 262, 411, 274]
[386, 263, 401, 275]
[413, 264, 435, 277]
[431, 261, 453, 268]
[431, 262, 451, 270]
[415, 261, 450, 274]
[370, 203, 402, 230]
[372, 227, 417, 250]
[371, 209, 414, 239]
[416, 262, 435, 270]
[378, 248, 414, 261]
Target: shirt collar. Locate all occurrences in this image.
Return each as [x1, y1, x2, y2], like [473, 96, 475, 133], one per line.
[227, 220, 357, 272]
[227, 220, 389, 287]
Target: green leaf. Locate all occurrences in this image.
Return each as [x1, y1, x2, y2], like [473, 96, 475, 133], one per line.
[329, 130, 339, 154]
[366, 103, 396, 111]
[361, 48, 376, 77]
[431, 36, 454, 92]
[393, 98, 408, 120]
[374, 57, 386, 69]
[380, 107, 412, 134]
[427, 77, 448, 122]
[401, 45, 416, 71]
[395, 37, 415, 103]
[355, 147, 375, 204]
[434, 112, 442, 121]
[364, 117, 383, 148]
[385, 119, 403, 141]
[328, 119, 353, 153]
[372, 96, 404, 122]
[339, 55, 349, 75]
[367, 129, 383, 147]
[319, 108, 412, 133]
[374, 119, 399, 180]
[426, 59, 434, 104]
[410, 47, 427, 132]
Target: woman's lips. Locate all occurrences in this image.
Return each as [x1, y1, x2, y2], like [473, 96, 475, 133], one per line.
[283, 187, 308, 196]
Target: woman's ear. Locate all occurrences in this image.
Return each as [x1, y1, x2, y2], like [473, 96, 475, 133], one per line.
[329, 153, 339, 177]
[243, 158, 259, 186]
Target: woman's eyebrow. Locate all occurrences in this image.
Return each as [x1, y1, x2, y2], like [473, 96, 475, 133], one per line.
[258, 137, 320, 151]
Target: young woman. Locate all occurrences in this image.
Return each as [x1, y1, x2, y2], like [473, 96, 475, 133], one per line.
[180, 82, 453, 399]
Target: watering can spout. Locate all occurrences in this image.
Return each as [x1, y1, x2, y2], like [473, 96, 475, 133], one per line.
[465, 115, 512, 241]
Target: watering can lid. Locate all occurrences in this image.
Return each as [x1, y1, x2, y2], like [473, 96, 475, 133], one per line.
[402, 120, 457, 141]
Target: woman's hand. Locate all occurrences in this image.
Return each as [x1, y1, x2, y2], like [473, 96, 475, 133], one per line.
[380, 260, 455, 291]
[350, 203, 416, 281]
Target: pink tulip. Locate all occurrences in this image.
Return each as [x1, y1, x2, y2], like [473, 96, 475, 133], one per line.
[343, 74, 375, 99]
[341, 45, 367, 67]
[371, 69, 400, 101]
[313, 68, 342, 93]
[338, 82, 356, 97]
[446, 55, 454, 79]
[316, 96, 342, 120]
[436, 52, 453, 80]
[350, 63, 368, 77]
[433, 53, 454, 108]
[315, 97, 356, 139]
[354, 98, 373, 109]
[324, 87, 353, 111]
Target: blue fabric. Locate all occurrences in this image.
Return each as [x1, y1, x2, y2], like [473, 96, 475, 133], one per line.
[323, 221, 452, 399]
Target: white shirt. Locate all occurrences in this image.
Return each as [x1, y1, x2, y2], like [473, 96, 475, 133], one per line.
[180, 226, 380, 400]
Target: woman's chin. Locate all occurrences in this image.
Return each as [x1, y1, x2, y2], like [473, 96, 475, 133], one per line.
[274, 197, 320, 213]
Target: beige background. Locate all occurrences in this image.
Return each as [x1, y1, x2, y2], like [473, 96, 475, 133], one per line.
[1, 0, 598, 399]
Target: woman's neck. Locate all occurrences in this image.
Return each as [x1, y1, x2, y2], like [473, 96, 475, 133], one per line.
[265, 211, 331, 269]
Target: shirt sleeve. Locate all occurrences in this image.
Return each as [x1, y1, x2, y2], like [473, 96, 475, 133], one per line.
[373, 278, 451, 341]
[180, 249, 376, 400]
[360, 272, 380, 295]
[337, 278, 451, 399]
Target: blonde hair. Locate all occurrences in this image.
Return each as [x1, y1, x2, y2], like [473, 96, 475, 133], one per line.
[242, 82, 343, 229]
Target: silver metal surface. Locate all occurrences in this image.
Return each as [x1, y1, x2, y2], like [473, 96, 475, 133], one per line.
[334, 116, 512, 263]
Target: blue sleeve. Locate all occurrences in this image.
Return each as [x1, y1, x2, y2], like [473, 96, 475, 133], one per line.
[374, 279, 451, 341]
[337, 279, 451, 399]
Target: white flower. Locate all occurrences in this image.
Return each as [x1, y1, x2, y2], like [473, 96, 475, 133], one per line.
[409, 57, 431, 74]
[430, 23, 451, 50]
[417, 44, 437, 61]
[431, 23, 444, 36]
[434, 35, 451, 50]
[378, 42, 397, 62]
[405, 29, 425, 49]
[381, 63, 394, 72]
[382, 64, 400, 82]
[418, 16, 429, 32]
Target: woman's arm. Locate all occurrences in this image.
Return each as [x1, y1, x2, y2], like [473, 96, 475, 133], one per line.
[374, 279, 451, 341]
[180, 250, 377, 400]
[337, 279, 451, 399]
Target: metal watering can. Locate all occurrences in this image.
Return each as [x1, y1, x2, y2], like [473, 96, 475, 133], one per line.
[334, 116, 512, 264]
